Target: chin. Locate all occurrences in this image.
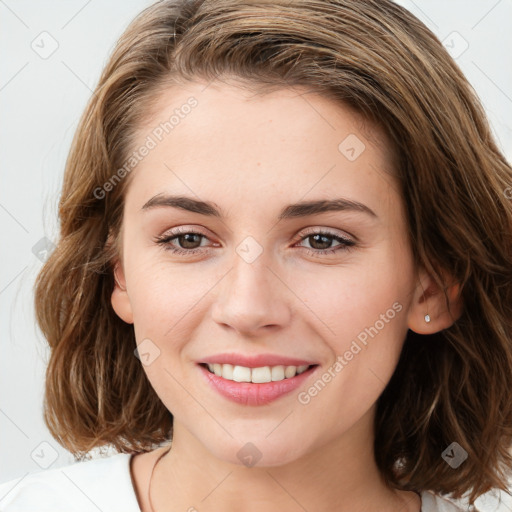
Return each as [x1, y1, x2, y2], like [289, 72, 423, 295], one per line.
[202, 430, 309, 469]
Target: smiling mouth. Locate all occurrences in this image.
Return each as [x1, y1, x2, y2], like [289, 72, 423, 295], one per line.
[199, 363, 317, 383]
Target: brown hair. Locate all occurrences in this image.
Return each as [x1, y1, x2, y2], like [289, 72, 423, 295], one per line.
[34, 0, 512, 505]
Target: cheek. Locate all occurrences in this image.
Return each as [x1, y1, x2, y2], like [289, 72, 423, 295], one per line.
[293, 264, 410, 431]
[295, 257, 410, 349]
[294, 253, 412, 411]
[126, 259, 215, 414]
[127, 255, 223, 344]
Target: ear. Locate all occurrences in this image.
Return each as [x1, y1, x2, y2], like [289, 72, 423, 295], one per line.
[407, 267, 463, 335]
[111, 259, 134, 324]
[107, 231, 134, 325]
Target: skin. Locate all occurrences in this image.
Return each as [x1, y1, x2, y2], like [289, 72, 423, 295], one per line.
[111, 79, 462, 512]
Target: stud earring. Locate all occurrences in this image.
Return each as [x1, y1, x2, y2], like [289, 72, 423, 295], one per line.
[419, 280, 431, 323]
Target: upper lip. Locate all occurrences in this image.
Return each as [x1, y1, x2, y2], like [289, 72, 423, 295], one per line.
[199, 353, 317, 368]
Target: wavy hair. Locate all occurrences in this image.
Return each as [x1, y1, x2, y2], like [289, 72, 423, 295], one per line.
[34, 0, 512, 506]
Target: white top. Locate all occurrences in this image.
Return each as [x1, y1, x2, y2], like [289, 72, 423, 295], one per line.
[0, 452, 476, 511]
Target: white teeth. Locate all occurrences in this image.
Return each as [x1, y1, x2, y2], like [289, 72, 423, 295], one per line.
[271, 365, 285, 381]
[284, 365, 296, 379]
[233, 365, 251, 382]
[204, 363, 311, 383]
[251, 366, 272, 383]
[221, 363, 234, 380]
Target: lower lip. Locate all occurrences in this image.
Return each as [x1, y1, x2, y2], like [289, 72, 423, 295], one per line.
[198, 364, 318, 406]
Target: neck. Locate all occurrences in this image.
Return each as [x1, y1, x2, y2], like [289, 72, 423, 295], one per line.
[145, 408, 420, 512]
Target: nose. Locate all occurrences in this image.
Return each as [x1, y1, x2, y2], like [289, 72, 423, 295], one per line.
[210, 250, 292, 337]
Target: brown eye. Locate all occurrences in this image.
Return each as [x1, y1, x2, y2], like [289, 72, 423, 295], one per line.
[295, 230, 356, 256]
[175, 233, 203, 249]
[154, 228, 212, 256]
[306, 234, 336, 250]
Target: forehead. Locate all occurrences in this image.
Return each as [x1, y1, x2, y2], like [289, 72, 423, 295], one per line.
[139, 78, 392, 158]
[124, 80, 399, 218]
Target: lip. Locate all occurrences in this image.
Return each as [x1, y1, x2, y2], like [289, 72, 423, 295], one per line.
[199, 352, 317, 368]
[198, 363, 319, 406]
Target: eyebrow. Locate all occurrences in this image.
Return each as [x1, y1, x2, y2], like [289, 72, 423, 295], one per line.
[141, 194, 378, 220]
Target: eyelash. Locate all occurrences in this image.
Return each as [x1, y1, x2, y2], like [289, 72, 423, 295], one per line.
[153, 226, 356, 257]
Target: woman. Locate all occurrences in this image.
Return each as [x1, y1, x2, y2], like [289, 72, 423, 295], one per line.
[1, 1, 511, 511]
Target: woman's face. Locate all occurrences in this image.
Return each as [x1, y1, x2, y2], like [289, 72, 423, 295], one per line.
[112, 79, 421, 466]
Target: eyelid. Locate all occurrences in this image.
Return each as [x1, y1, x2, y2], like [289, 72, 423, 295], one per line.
[294, 226, 355, 242]
[160, 225, 212, 238]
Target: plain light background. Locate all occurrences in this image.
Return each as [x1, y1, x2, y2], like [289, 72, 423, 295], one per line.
[1, 0, 511, 510]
